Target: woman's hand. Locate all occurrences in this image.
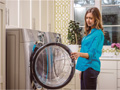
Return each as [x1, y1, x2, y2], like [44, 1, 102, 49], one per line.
[71, 52, 81, 60]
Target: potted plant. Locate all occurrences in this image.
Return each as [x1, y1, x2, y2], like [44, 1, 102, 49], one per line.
[67, 20, 82, 52]
[67, 20, 82, 45]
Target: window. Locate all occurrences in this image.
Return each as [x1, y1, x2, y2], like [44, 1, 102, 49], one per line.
[74, 0, 95, 26]
[102, 0, 120, 45]
[74, 0, 120, 45]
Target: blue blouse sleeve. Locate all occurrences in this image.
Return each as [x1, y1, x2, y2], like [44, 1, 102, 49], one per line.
[87, 33, 104, 60]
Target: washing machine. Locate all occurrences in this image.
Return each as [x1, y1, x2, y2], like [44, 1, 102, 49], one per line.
[6, 28, 75, 90]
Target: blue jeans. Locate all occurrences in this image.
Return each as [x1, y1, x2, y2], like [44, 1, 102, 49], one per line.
[81, 68, 100, 90]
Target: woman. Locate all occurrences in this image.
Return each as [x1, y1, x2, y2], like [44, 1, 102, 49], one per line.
[71, 7, 104, 90]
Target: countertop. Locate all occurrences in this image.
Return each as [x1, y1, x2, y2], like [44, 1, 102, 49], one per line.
[100, 56, 120, 61]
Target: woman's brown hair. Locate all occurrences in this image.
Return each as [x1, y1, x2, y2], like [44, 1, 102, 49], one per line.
[84, 7, 104, 36]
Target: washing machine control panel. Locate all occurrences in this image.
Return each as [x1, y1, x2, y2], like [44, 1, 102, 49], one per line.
[37, 31, 45, 44]
[56, 34, 61, 43]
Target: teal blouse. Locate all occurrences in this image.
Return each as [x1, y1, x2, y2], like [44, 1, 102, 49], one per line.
[76, 28, 104, 71]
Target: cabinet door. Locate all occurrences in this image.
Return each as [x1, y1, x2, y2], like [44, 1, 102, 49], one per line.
[0, 3, 5, 89]
[97, 70, 117, 90]
[6, 0, 19, 27]
[75, 71, 81, 89]
[41, 0, 47, 31]
[32, 0, 39, 30]
[48, 0, 54, 32]
[20, 0, 31, 29]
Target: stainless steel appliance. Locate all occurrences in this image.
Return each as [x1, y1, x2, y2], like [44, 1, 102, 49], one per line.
[6, 28, 75, 90]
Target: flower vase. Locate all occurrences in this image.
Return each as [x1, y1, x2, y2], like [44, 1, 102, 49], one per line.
[115, 51, 119, 56]
[114, 49, 119, 57]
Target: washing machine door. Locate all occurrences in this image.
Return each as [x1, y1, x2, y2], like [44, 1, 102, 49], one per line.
[31, 43, 75, 89]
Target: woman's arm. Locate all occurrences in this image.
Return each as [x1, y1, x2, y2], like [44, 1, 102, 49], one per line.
[71, 52, 89, 60]
[80, 52, 89, 59]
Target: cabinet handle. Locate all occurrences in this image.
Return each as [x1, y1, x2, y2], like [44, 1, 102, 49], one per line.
[6, 8, 9, 25]
[8, 9, 9, 25]
[32, 18, 35, 29]
[6, 8, 8, 25]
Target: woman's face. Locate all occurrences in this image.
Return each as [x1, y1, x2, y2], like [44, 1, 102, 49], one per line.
[86, 12, 95, 27]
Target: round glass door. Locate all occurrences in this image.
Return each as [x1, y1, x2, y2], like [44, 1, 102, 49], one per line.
[31, 43, 75, 89]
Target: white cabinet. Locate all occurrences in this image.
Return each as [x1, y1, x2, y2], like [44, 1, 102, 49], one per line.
[118, 61, 120, 89]
[6, 0, 32, 29]
[41, 0, 47, 31]
[6, 0, 19, 27]
[32, 0, 40, 30]
[97, 60, 119, 90]
[32, 0, 54, 31]
[0, 1, 6, 89]
[6, 0, 54, 31]
[48, 0, 54, 32]
[20, 0, 31, 29]
[97, 69, 117, 90]
[75, 71, 81, 89]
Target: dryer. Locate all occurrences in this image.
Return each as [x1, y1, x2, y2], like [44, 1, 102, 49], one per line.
[6, 28, 75, 90]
